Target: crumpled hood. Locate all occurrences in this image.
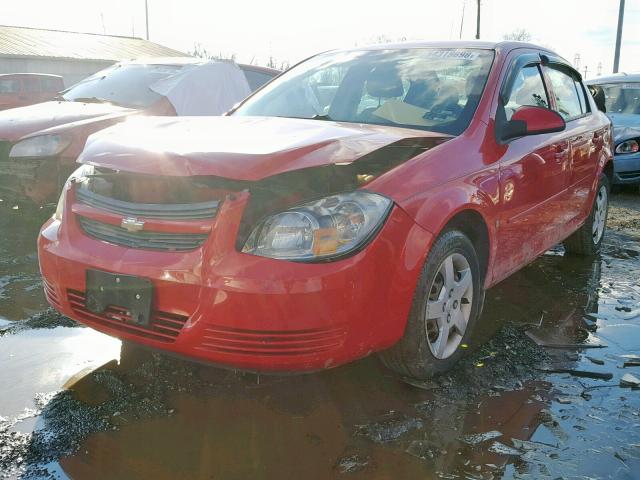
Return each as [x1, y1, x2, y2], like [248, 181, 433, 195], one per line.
[0, 101, 134, 142]
[608, 113, 640, 144]
[79, 116, 450, 181]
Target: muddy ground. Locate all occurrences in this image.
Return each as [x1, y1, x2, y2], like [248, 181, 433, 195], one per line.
[0, 189, 639, 480]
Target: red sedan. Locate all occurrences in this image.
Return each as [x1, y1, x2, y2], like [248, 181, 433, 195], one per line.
[38, 41, 612, 378]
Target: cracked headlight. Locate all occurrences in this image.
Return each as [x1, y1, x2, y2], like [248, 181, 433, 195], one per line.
[53, 164, 94, 221]
[10, 134, 72, 158]
[242, 191, 392, 261]
[615, 139, 639, 155]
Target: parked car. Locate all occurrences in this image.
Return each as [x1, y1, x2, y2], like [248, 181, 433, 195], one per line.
[586, 73, 640, 185]
[39, 41, 612, 378]
[0, 73, 64, 111]
[0, 59, 278, 204]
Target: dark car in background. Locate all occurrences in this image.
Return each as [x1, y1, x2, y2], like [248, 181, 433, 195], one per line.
[0, 73, 64, 111]
[0, 59, 278, 204]
[587, 73, 640, 185]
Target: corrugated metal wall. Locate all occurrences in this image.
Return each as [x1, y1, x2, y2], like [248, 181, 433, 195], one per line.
[0, 57, 113, 87]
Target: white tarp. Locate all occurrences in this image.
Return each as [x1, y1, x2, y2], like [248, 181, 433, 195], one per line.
[150, 61, 251, 116]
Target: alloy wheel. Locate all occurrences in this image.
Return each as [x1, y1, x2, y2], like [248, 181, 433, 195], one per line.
[425, 253, 473, 359]
[592, 185, 608, 244]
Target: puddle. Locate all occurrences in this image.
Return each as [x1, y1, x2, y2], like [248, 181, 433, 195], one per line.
[0, 197, 639, 478]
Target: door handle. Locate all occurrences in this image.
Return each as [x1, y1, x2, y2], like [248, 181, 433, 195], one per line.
[555, 144, 568, 154]
[592, 132, 601, 142]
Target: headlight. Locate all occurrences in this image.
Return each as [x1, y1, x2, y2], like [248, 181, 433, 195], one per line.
[10, 134, 71, 158]
[53, 164, 94, 221]
[242, 191, 392, 261]
[615, 139, 640, 155]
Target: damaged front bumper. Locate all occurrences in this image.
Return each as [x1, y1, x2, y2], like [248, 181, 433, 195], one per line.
[0, 142, 72, 204]
[38, 188, 433, 373]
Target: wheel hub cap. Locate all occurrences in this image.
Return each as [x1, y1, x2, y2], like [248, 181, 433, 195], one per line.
[425, 253, 473, 360]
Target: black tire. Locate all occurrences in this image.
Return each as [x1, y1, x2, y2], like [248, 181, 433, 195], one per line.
[379, 230, 484, 379]
[564, 174, 610, 256]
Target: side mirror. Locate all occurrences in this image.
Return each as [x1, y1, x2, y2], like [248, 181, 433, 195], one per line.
[501, 105, 566, 141]
[588, 85, 607, 112]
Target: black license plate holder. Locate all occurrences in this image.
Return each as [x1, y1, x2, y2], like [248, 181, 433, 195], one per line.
[85, 270, 153, 326]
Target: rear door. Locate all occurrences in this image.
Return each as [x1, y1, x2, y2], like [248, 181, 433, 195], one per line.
[493, 54, 572, 281]
[543, 63, 604, 222]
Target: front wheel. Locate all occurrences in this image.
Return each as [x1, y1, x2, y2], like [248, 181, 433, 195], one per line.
[564, 174, 609, 256]
[379, 230, 484, 379]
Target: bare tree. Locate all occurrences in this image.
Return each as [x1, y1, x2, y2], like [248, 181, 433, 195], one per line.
[503, 29, 532, 42]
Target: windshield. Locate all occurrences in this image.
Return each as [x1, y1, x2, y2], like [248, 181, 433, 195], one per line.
[62, 63, 193, 108]
[234, 48, 494, 135]
[596, 82, 640, 115]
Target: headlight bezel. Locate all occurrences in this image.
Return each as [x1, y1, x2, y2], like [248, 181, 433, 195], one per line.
[615, 138, 640, 155]
[53, 164, 95, 221]
[9, 134, 72, 158]
[241, 190, 393, 263]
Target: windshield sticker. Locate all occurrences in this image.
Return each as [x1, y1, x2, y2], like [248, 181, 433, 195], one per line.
[423, 49, 481, 61]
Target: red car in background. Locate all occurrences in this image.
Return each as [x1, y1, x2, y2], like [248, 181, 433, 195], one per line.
[39, 41, 612, 378]
[0, 59, 278, 204]
[0, 73, 64, 111]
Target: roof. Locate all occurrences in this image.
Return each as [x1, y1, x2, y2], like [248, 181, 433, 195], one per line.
[586, 72, 640, 85]
[344, 39, 555, 53]
[0, 25, 189, 62]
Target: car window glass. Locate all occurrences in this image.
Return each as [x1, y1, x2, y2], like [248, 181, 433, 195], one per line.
[596, 83, 640, 114]
[23, 78, 40, 93]
[242, 69, 276, 91]
[0, 79, 20, 94]
[41, 77, 62, 92]
[235, 48, 495, 135]
[545, 67, 583, 120]
[574, 79, 589, 114]
[504, 65, 549, 120]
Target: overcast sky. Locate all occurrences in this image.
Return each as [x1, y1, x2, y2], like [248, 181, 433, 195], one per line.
[4, 0, 640, 77]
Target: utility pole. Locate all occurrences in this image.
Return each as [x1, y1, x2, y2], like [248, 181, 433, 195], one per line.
[459, 0, 466, 39]
[145, 0, 150, 40]
[475, 0, 481, 39]
[613, 0, 625, 73]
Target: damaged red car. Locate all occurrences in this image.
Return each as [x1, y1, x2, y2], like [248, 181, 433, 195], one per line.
[39, 41, 612, 378]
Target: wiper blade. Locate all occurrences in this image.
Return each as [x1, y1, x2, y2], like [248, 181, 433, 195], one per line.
[72, 96, 128, 107]
[311, 114, 333, 121]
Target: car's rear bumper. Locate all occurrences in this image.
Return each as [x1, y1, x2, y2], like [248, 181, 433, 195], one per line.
[613, 153, 640, 185]
[38, 200, 432, 373]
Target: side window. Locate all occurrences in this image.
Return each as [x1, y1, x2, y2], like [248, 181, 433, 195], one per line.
[23, 78, 40, 93]
[504, 65, 549, 120]
[0, 79, 20, 94]
[41, 77, 62, 93]
[545, 67, 583, 120]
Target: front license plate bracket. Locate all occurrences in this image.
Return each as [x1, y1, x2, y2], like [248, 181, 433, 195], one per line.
[85, 270, 153, 326]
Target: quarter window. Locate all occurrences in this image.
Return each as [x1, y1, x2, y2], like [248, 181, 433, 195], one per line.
[545, 67, 584, 120]
[504, 65, 549, 120]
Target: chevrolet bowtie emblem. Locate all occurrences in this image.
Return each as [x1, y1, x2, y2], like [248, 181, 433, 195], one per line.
[121, 217, 145, 232]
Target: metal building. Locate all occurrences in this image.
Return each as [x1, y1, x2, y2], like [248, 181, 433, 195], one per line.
[0, 25, 189, 87]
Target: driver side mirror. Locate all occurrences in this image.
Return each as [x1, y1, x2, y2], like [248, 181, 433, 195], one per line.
[501, 105, 566, 142]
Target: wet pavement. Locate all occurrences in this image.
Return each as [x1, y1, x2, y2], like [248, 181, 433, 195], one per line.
[1, 194, 639, 479]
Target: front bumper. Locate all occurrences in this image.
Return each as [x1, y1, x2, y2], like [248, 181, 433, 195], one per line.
[38, 193, 432, 373]
[613, 152, 640, 185]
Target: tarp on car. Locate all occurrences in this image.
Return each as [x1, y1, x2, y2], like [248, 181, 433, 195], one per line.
[150, 61, 251, 116]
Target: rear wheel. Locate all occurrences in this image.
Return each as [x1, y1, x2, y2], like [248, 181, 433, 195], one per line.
[379, 230, 483, 379]
[564, 174, 609, 256]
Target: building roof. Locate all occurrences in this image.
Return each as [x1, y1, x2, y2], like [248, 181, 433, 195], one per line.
[0, 25, 189, 62]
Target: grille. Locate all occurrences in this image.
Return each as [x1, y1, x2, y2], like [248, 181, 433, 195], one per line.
[79, 217, 208, 251]
[619, 170, 640, 180]
[76, 187, 220, 220]
[67, 289, 188, 343]
[195, 324, 348, 356]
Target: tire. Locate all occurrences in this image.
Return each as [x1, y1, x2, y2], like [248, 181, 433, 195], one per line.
[564, 174, 610, 256]
[379, 230, 484, 379]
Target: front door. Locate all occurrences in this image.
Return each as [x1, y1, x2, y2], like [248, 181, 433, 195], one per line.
[492, 59, 572, 282]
